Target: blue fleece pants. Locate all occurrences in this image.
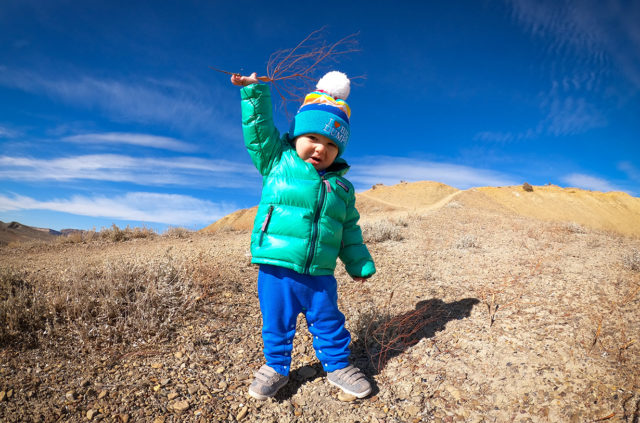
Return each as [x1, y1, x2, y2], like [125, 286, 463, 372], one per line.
[257, 264, 351, 376]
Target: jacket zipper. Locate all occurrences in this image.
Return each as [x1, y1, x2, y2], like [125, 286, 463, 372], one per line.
[259, 205, 274, 245]
[304, 177, 328, 274]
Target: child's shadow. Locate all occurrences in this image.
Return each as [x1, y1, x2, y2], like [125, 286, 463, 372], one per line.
[351, 298, 480, 376]
[274, 297, 478, 400]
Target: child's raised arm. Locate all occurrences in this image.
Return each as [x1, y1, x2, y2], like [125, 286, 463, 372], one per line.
[231, 72, 260, 86]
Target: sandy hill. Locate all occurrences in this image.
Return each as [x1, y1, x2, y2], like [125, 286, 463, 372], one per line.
[202, 181, 640, 237]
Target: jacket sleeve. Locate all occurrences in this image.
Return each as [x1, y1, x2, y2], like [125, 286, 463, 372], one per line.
[240, 83, 283, 176]
[339, 195, 376, 278]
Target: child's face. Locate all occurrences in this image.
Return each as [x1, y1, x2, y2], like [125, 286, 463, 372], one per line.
[295, 133, 339, 171]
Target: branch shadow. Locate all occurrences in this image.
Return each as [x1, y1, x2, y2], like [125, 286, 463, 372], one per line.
[269, 297, 479, 401]
[350, 297, 480, 376]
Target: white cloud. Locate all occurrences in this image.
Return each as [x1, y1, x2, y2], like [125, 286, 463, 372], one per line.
[63, 133, 196, 152]
[0, 68, 239, 139]
[562, 173, 619, 192]
[0, 154, 258, 188]
[0, 192, 235, 226]
[349, 157, 517, 190]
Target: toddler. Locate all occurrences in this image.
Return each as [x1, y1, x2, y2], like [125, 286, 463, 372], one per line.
[231, 71, 376, 400]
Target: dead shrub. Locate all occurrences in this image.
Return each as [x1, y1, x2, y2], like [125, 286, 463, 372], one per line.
[163, 226, 193, 238]
[99, 224, 156, 242]
[1, 252, 205, 350]
[362, 219, 405, 243]
[623, 249, 640, 271]
[565, 221, 586, 234]
[455, 234, 479, 249]
[0, 268, 47, 348]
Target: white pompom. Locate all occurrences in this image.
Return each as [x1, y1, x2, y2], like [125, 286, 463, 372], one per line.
[316, 71, 351, 100]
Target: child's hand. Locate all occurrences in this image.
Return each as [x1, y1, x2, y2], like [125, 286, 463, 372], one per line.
[231, 72, 259, 86]
[351, 276, 368, 283]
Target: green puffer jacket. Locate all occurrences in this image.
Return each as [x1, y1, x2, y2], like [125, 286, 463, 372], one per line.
[240, 83, 375, 278]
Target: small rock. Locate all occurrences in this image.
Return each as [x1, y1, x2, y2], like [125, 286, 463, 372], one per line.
[236, 406, 248, 421]
[298, 366, 316, 379]
[0, 391, 5, 401]
[153, 385, 161, 392]
[151, 363, 163, 369]
[160, 378, 170, 386]
[174, 351, 183, 359]
[172, 400, 190, 414]
[86, 409, 97, 420]
[6, 389, 13, 399]
[215, 366, 225, 374]
[119, 414, 130, 423]
[167, 392, 179, 400]
[218, 381, 228, 391]
[153, 417, 165, 423]
[98, 390, 107, 400]
[338, 392, 357, 402]
[65, 391, 77, 402]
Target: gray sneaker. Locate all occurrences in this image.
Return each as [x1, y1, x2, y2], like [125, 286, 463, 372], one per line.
[327, 365, 372, 398]
[248, 365, 289, 400]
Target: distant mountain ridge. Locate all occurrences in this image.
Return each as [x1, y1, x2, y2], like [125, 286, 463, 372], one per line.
[0, 221, 80, 246]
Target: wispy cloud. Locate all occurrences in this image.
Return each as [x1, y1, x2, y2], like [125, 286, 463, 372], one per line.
[562, 172, 619, 192]
[0, 154, 257, 188]
[349, 156, 517, 190]
[0, 192, 235, 226]
[618, 161, 640, 182]
[0, 68, 239, 139]
[507, 0, 640, 90]
[0, 125, 18, 138]
[542, 94, 607, 136]
[63, 133, 197, 152]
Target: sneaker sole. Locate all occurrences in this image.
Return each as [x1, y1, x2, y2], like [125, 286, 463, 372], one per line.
[248, 388, 271, 401]
[327, 378, 372, 399]
[248, 378, 289, 401]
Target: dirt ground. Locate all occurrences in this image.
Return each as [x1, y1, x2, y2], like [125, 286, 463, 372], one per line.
[1, 187, 639, 422]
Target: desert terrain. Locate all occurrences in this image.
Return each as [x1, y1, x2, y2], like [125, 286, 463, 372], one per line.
[1, 181, 639, 422]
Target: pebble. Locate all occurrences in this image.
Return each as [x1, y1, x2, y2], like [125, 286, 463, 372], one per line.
[174, 351, 183, 359]
[0, 391, 5, 401]
[151, 363, 163, 369]
[119, 414, 130, 423]
[172, 400, 190, 414]
[338, 392, 357, 402]
[167, 392, 179, 400]
[236, 406, 248, 420]
[86, 409, 97, 420]
[215, 366, 225, 374]
[98, 390, 107, 400]
[65, 390, 77, 401]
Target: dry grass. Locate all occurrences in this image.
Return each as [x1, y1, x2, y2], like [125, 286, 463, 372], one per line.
[0, 249, 208, 351]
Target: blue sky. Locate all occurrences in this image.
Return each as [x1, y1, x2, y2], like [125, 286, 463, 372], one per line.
[1, 0, 639, 232]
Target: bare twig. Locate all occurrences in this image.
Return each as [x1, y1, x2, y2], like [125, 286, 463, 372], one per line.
[211, 28, 361, 117]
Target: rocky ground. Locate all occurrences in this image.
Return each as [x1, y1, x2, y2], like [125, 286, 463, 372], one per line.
[1, 194, 639, 422]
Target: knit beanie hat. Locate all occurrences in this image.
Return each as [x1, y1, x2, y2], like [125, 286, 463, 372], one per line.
[290, 71, 351, 156]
